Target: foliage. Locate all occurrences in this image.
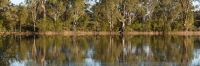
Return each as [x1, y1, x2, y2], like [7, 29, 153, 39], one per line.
[0, 0, 199, 32]
[18, 4, 29, 32]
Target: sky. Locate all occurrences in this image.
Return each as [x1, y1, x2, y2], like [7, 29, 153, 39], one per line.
[10, 0, 24, 5]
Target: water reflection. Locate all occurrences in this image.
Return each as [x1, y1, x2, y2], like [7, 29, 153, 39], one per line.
[0, 35, 199, 66]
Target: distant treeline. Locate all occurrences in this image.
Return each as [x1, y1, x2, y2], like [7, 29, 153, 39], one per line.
[0, 0, 200, 32]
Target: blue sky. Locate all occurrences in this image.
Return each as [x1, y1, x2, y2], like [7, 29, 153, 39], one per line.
[10, 0, 24, 5]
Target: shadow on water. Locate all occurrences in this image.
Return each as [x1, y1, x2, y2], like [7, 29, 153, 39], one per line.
[0, 34, 199, 66]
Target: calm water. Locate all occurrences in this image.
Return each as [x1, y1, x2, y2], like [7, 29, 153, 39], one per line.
[0, 35, 200, 66]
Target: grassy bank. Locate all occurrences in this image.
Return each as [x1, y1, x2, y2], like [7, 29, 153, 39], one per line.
[1, 31, 200, 35]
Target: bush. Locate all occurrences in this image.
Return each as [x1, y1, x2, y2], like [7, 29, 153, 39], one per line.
[63, 18, 73, 31]
[171, 21, 183, 31]
[54, 20, 63, 31]
[22, 25, 39, 32]
[87, 21, 98, 31]
[99, 21, 109, 31]
[76, 15, 89, 31]
[151, 20, 164, 31]
[0, 19, 5, 31]
[37, 18, 54, 31]
[131, 21, 142, 31]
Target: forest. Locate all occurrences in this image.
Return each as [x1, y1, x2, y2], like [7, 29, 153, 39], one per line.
[1, 0, 200, 33]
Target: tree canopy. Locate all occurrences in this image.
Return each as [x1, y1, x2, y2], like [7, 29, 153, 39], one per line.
[0, 0, 200, 32]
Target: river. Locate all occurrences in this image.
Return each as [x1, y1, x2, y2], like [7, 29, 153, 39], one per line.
[0, 35, 199, 66]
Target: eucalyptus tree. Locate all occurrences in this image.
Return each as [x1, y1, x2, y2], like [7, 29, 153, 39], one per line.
[179, 0, 194, 31]
[116, 0, 142, 32]
[60, 0, 70, 20]
[101, 0, 117, 31]
[144, 0, 159, 21]
[40, 0, 46, 19]
[18, 4, 28, 32]
[25, 0, 38, 31]
[0, 0, 9, 31]
[152, 0, 182, 31]
[1, 4, 18, 31]
[33, 0, 46, 19]
[0, 0, 8, 7]
[143, 0, 158, 31]
[69, 0, 86, 31]
[46, 0, 66, 31]
[25, 0, 48, 31]
[47, 0, 65, 22]
[92, 0, 120, 31]
[92, 3, 104, 30]
[92, 0, 142, 32]
[36, 0, 47, 31]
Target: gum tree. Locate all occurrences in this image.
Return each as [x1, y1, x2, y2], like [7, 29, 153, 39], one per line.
[179, 0, 194, 31]
[25, 0, 38, 31]
[18, 4, 28, 32]
[116, 0, 142, 32]
[69, 0, 86, 31]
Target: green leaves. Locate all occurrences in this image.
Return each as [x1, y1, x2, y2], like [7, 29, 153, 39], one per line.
[0, 0, 8, 7]
[47, 0, 66, 22]
[18, 4, 28, 25]
[1, 5, 18, 31]
[0, 0, 198, 32]
[68, 0, 86, 31]
[49, 0, 57, 4]
[18, 4, 29, 32]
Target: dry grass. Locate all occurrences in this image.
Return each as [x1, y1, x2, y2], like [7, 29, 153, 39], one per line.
[1, 31, 200, 36]
[168, 31, 200, 36]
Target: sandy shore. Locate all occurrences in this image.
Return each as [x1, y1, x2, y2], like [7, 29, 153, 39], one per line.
[0, 31, 200, 35]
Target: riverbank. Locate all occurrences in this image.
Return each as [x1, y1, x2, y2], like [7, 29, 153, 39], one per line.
[0, 31, 200, 35]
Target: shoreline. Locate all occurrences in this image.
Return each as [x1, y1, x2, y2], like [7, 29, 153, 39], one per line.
[0, 31, 200, 35]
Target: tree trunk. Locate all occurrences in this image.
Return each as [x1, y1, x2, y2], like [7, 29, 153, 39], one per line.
[34, 21, 36, 32]
[128, 13, 132, 25]
[109, 21, 112, 32]
[108, 35, 113, 52]
[41, 0, 46, 31]
[19, 22, 21, 32]
[40, 46, 46, 66]
[181, 36, 189, 63]
[32, 7, 37, 32]
[73, 20, 76, 31]
[121, 20, 125, 33]
[41, 0, 46, 18]
[73, 10, 79, 31]
[53, 13, 57, 29]
[32, 35, 37, 64]
[180, 0, 190, 31]
[122, 21, 125, 31]
[184, 15, 189, 31]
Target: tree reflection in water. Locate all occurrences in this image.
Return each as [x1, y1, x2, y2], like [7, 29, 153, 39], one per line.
[0, 35, 198, 66]
[0, 35, 16, 66]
